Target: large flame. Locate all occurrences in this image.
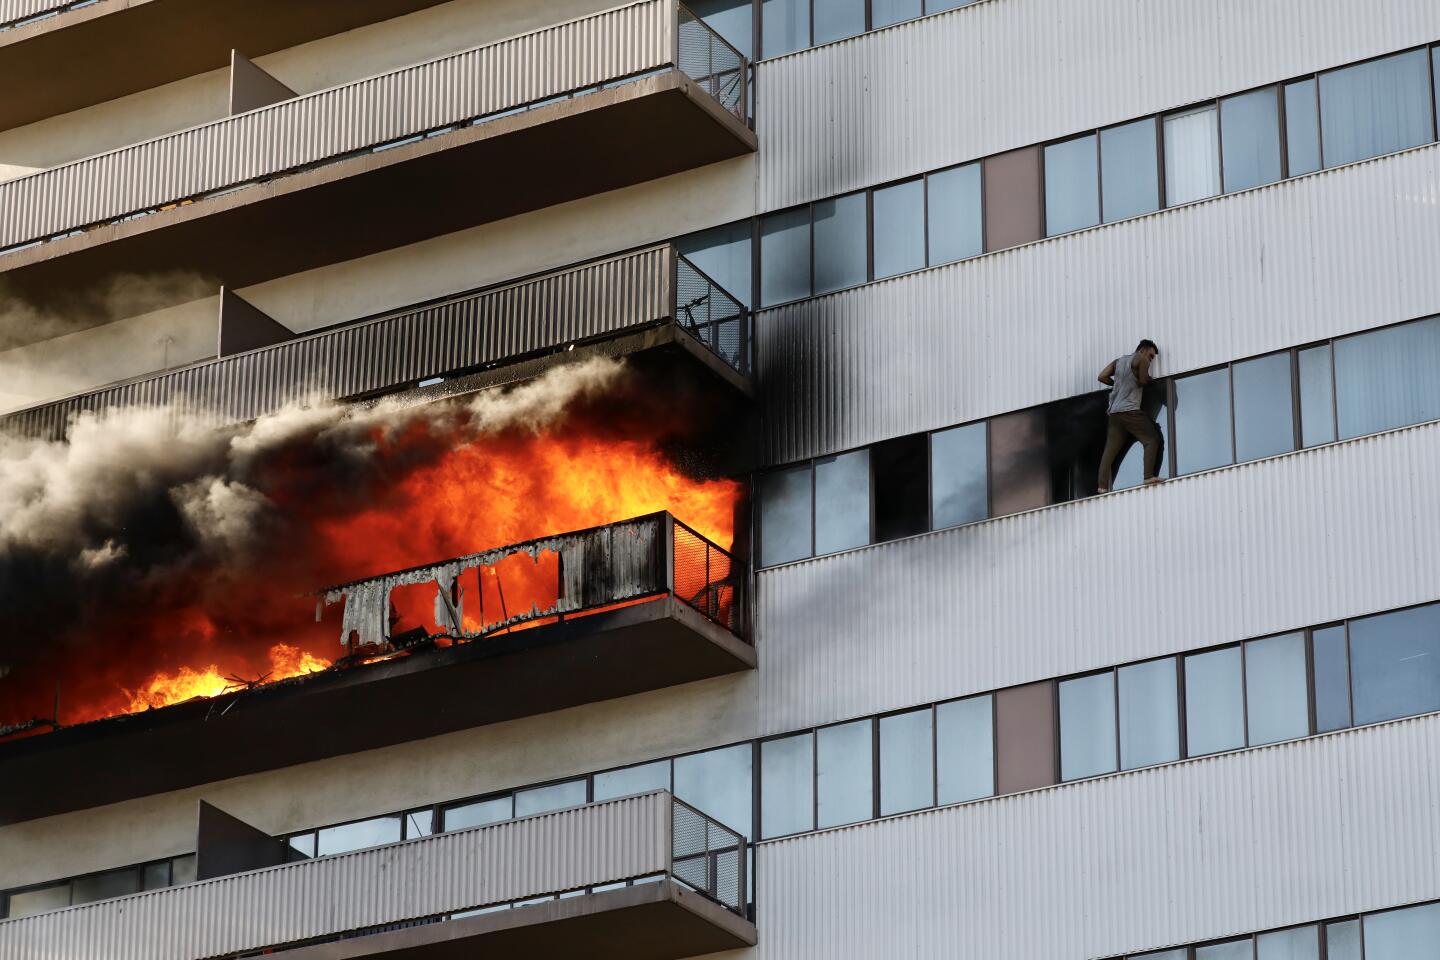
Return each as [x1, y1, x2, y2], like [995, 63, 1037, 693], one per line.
[123, 644, 330, 713]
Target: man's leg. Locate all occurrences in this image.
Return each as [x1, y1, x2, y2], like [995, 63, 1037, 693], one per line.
[1121, 412, 1164, 481]
[1096, 415, 1130, 492]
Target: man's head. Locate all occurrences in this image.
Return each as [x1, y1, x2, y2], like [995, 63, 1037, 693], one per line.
[1135, 339, 1159, 361]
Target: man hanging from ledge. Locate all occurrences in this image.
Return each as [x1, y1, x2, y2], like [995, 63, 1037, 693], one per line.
[1096, 339, 1164, 493]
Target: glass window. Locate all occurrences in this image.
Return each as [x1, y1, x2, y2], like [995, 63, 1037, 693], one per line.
[1256, 925, 1319, 960]
[515, 779, 586, 816]
[936, 695, 994, 804]
[141, 861, 170, 891]
[988, 406, 1051, 516]
[813, 192, 868, 294]
[815, 450, 870, 554]
[1196, 940, 1254, 960]
[1059, 672, 1117, 781]
[1320, 49, 1435, 168]
[1173, 367, 1233, 475]
[1164, 104, 1221, 206]
[872, 433, 928, 542]
[688, 0, 753, 58]
[1135, 953, 1188, 960]
[873, 179, 925, 279]
[1297, 344, 1336, 447]
[1118, 658, 1180, 769]
[1101, 118, 1161, 222]
[674, 743, 753, 839]
[761, 733, 814, 838]
[1112, 401, 1170, 490]
[927, 163, 983, 264]
[1185, 646, 1246, 756]
[1325, 920, 1362, 960]
[677, 220, 752, 308]
[444, 796, 513, 831]
[759, 464, 812, 567]
[404, 809, 435, 838]
[812, 0, 863, 45]
[1334, 316, 1440, 439]
[931, 422, 987, 528]
[1364, 902, 1440, 959]
[1245, 633, 1310, 745]
[1222, 87, 1283, 192]
[1349, 604, 1440, 725]
[1232, 352, 1295, 462]
[1312, 624, 1352, 733]
[593, 760, 669, 800]
[5, 883, 70, 918]
[71, 868, 139, 905]
[759, 207, 810, 307]
[762, 0, 809, 56]
[880, 708, 934, 815]
[1044, 134, 1099, 236]
[872, 0, 921, 28]
[1284, 79, 1322, 176]
[287, 833, 316, 860]
[170, 855, 196, 886]
[317, 815, 402, 855]
[817, 719, 874, 828]
[926, 0, 978, 9]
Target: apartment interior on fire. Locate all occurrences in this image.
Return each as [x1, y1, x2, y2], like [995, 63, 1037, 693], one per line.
[4, 0, 1440, 959]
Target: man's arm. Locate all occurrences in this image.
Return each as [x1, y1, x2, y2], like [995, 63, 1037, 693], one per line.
[1098, 359, 1117, 386]
[1132, 352, 1152, 386]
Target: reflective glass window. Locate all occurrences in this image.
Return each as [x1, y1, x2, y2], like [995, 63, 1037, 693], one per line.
[444, 796, 513, 831]
[1222, 87, 1283, 192]
[872, 433, 928, 542]
[927, 163, 983, 264]
[1118, 658, 1180, 769]
[677, 220, 752, 308]
[141, 861, 170, 891]
[817, 719, 874, 828]
[1364, 902, 1440, 960]
[931, 422, 987, 528]
[814, 450, 870, 554]
[1297, 344, 1336, 447]
[759, 207, 810, 307]
[688, 0, 753, 58]
[1196, 940, 1254, 960]
[404, 809, 435, 838]
[674, 743, 753, 839]
[170, 855, 196, 886]
[593, 760, 669, 801]
[1101, 118, 1161, 222]
[1349, 604, 1440, 725]
[71, 868, 138, 906]
[872, 0, 921, 28]
[317, 815, 402, 855]
[759, 464, 812, 567]
[761, 733, 814, 838]
[1325, 920, 1362, 960]
[1312, 624, 1352, 733]
[4, 883, 69, 919]
[812, 0, 863, 46]
[762, 0, 809, 56]
[1059, 672, 1117, 781]
[1044, 134, 1099, 236]
[1165, 105, 1221, 205]
[1185, 646, 1246, 756]
[1112, 402, 1170, 490]
[1232, 351, 1295, 462]
[1135, 953, 1188, 960]
[1334, 316, 1440, 439]
[1245, 633, 1310, 745]
[813, 192, 868, 294]
[515, 779, 586, 816]
[936, 695, 994, 804]
[1320, 49, 1435, 168]
[1256, 925, 1319, 960]
[1173, 367, 1233, 475]
[1284, 79, 1322, 176]
[873, 179, 926, 279]
[880, 708, 934, 815]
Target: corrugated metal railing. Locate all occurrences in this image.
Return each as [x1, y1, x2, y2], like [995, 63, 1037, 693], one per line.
[0, 0, 87, 31]
[0, 0, 748, 255]
[0, 791, 745, 960]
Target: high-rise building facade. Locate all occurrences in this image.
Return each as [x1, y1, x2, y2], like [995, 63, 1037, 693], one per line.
[2, 1, 1440, 958]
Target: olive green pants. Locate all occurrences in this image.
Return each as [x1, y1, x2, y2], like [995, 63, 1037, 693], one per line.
[1098, 411, 1163, 488]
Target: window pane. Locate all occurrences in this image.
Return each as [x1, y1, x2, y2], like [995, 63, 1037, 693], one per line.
[1325, 920, 1362, 960]
[515, 779, 586, 816]
[815, 450, 870, 554]
[1044, 135, 1099, 236]
[1222, 88, 1282, 192]
[1186, 646, 1246, 756]
[1197, 941, 1254, 960]
[1245, 633, 1310, 745]
[1059, 672, 1117, 781]
[1135, 953, 1188, 960]
[404, 809, 435, 839]
[761, 733, 814, 837]
[762, 0, 809, 56]
[927, 163, 983, 264]
[1334, 316, 1440, 439]
[988, 407, 1052, 515]
[1173, 367, 1232, 475]
[1233, 352, 1295, 462]
[71, 868, 139, 905]
[1364, 902, 1440, 960]
[880, 708, 934, 815]
[5, 883, 70, 918]
[170, 855, 197, 886]
[444, 796, 512, 831]
[873, 180, 925, 279]
[141, 861, 170, 891]
[1349, 604, 1440, 725]
[677, 220, 752, 308]
[812, 0, 863, 45]
[872, 0, 921, 28]
[287, 833, 316, 860]
[594, 760, 670, 801]
[1297, 344, 1336, 447]
[688, 0, 753, 59]
[813, 193, 867, 294]
[759, 207, 810, 307]
[674, 743, 753, 838]
[1118, 658, 1180, 769]
[936, 695, 994, 803]
[1165, 105, 1221, 205]
[1101, 117, 1161, 222]
[1112, 401, 1170, 490]
[872, 433, 928, 542]
[1257, 925, 1319, 960]
[817, 719, 874, 827]
[931, 422, 987, 528]
[1284, 79, 1322, 176]
[1320, 49, 1435, 168]
[1312, 625, 1352, 733]
[759, 464, 812, 567]
[318, 815, 402, 855]
[927, 0, 978, 9]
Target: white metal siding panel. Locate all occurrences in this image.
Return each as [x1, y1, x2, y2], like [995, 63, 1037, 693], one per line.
[756, 420, 1440, 736]
[758, 144, 1440, 465]
[755, 715, 1440, 959]
[0, 792, 670, 960]
[0, 0, 61, 26]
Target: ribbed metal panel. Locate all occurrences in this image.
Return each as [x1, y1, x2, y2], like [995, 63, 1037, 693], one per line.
[755, 420, 1440, 736]
[0, 0, 63, 28]
[0, 245, 672, 440]
[756, 0, 1440, 212]
[755, 714, 1440, 959]
[0, 0, 673, 251]
[0, 791, 670, 960]
[757, 144, 1440, 466]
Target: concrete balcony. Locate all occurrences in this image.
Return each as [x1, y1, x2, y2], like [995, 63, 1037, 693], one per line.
[0, 0, 754, 308]
[0, 791, 756, 960]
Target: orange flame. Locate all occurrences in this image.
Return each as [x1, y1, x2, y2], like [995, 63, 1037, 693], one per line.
[122, 644, 330, 713]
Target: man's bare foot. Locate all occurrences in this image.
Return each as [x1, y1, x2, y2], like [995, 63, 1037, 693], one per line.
[1096, 487, 1109, 494]
[1144, 477, 1165, 486]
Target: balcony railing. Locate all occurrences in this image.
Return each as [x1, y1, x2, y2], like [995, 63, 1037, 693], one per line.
[0, 0, 88, 31]
[0, 0, 748, 257]
[0, 791, 748, 960]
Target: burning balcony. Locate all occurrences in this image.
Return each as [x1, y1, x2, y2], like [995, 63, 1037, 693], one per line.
[0, 791, 755, 959]
[0, 0, 754, 309]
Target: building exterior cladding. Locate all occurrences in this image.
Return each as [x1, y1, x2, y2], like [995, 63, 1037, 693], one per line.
[2, 1, 1440, 959]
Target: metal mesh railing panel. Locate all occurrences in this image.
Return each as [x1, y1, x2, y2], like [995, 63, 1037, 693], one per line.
[675, 254, 749, 374]
[671, 519, 744, 638]
[670, 798, 745, 915]
[676, 2, 747, 123]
